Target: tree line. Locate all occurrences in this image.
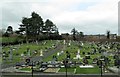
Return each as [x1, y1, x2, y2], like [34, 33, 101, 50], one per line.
[3, 12, 61, 43]
[2, 11, 118, 44]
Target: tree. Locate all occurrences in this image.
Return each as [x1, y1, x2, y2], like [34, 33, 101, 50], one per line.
[79, 32, 84, 40]
[3, 26, 13, 37]
[106, 30, 110, 39]
[79, 32, 84, 38]
[43, 19, 59, 36]
[18, 12, 44, 41]
[6, 26, 13, 34]
[71, 28, 78, 40]
[18, 12, 59, 41]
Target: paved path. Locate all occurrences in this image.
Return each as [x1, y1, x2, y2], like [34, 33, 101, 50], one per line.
[1, 72, 119, 77]
[108, 67, 120, 74]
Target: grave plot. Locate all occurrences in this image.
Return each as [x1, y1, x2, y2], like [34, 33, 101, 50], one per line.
[1, 40, 120, 74]
[47, 41, 120, 74]
[2, 40, 58, 64]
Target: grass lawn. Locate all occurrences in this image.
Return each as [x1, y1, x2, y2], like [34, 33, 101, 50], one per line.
[59, 67, 75, 73]
[19, 67, 32, 71]
[1, 37, 19, 43]
[2, 40, 117, 72]
[2, 40, 57, 64]
[76, 66, 101, 74]
[58, 66, 101, 74]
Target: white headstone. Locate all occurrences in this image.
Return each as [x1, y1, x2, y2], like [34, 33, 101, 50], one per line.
[28, 49, 30, 56]
[76, 49, 82, 59]
[21, 53, 24, 57]
[57, 52, 60, 56]
[64, 40, 66, 44]
[81, 42, 84, 46]
[40, 50, 43, 56]
[69, 43, 71, 46]
[36, 40, 38, 45]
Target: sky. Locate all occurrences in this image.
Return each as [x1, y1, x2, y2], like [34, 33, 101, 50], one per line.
[0, 0, 119, 35]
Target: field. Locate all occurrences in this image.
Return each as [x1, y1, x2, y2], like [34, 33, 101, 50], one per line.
[1, 40, 120, 74]
[1, 37, 19, 43]
[2, 40, 58, 64]
[59, 66, 101, 74]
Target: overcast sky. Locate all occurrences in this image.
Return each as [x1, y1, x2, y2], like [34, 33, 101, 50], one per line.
[0, 0, 119, 35]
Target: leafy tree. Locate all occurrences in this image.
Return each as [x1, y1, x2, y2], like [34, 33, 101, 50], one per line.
[18, 12, 59, 41]
[6, 26, 13, 34]
[107, 30, 110, 39]
[3, 26, 13, 37]
[43, 19, 59, 35]
[79, 31, 84, 39]
[18, 12, 44, 41]
[71, 28, 78, 40]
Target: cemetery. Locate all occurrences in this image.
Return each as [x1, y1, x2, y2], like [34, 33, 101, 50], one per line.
[1, 40, 120, 75]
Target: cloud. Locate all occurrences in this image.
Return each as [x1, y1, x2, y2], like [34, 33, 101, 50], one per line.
[0, 0, 119, 34]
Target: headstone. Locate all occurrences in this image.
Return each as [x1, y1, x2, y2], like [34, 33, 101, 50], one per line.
[64, 40, 66, 45]
[76, 49, 82, 59]
[9, 47, 13, 61]
[25, 58, 30, 65]
[21, 53, 24, 58]
[67, 53, 70, 59]
[57, 52, 60, 56]
[36, 40, 38, 45]
[40, 50, 43, 56]
[61, 51, 64, 53]
[81, 42, 84, 46]
[83, 58, 88, 65]
[27, 48, 30, 57]
[68, 42, 71, 46]
[92, 58, 98, 64]
[2, 51, 6, 60]
[85, 55, 90, 59]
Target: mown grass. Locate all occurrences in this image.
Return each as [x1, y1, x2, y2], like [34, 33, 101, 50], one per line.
[76, 66, 101, 74]
[59, 67, 74, 73]
[1, 37, 18, 43]
[2, 40, 57, 64]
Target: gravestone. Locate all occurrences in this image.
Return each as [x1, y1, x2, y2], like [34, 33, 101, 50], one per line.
[81, 42, 84, 46]
[2, 51, 6, 61]
[82, 52, 85, 55]
[92, 58, 98, 64]
[36, 40, 38, 45]
[67, 53, 71, 59]
[68, 42, 71, 46]
[52, 55, 57, 61]
[85, 55, 90, 59]
[83, 58, 88, 65]
[21, 53, 24, 59]
[57, 52, 60, 56]
[61, 50, 64, 54]
[40, 49, 43, 56]
[9, 47, 13, 61]
[25, 58, 30, 65]
[76, 49, 81, 59]
[27, 48, 30, 57]
[64, 40, 66, 45]
[73, 49, 82, 59]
